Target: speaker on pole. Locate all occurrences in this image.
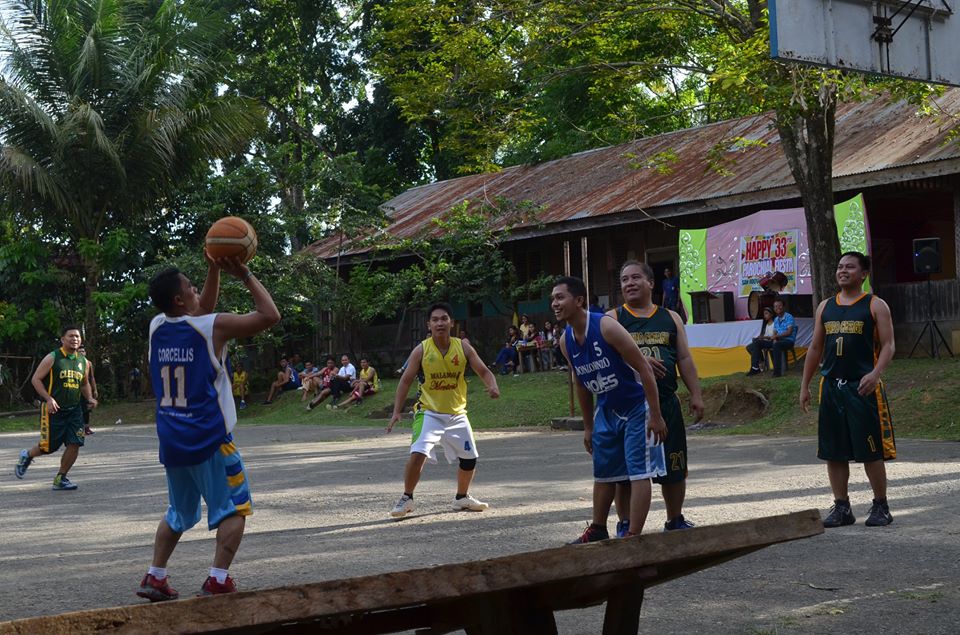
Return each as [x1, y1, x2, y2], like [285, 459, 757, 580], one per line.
[912, 238, 941, 275]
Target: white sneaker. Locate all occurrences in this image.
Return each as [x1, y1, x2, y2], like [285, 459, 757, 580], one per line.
[452, 495, 489, 512]
[390, 494, 414, 518]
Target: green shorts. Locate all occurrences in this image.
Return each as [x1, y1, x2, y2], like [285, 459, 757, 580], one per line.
[39, 404, 85, 453]
[653, 392, 688, 485]
[817, 377, 896, 463]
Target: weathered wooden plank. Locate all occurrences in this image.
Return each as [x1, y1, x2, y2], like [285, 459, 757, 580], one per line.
[0, 510, 823, 635]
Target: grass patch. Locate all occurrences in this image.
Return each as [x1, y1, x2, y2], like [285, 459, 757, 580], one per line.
[2, 357, 958, 440]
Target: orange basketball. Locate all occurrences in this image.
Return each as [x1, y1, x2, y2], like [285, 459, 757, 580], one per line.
[205, 217, 258, 263]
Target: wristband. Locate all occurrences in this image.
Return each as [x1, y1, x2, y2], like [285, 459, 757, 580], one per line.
[243, 271, 254, 282]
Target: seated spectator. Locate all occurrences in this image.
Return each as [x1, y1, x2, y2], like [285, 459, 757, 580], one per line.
[746, 300, 795, 377]
[333, 357, 380, 408]
[552, 322, 567, 369]
[291, 353, 306, 373]
[232, 361, 248, 410]
[745, 307, 776, 373]
[329, 354, 357, 401]
[299, 360, 320, 401]
[306, 357, 339, 410]
[263, 357, 301, 404]
[491, 326, 520, 375]
[518, 314, 536, 341]
[538, 320, 557, 370]
[129, 366, 142, 399]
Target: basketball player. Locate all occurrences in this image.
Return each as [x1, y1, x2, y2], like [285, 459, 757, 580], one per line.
[800, 252, 896, 528]
[553, 276, 667, 542]
[607, 261, 705, 534]
[15, 326, 97, 489]
[386, 302, 500, 518]
[78, 345, 97, 435]
[137, 254, 280, 601]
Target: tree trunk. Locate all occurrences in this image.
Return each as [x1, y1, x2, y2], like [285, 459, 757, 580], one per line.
[82, 259, 101, 369]
[775, 87, 842, 306]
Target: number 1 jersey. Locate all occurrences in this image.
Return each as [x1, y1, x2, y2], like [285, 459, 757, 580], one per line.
[149, 313, 236, 467]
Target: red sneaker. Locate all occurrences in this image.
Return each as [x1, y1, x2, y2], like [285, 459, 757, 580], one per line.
[136, 574, 179, 602]
[200, 575, 237, 595]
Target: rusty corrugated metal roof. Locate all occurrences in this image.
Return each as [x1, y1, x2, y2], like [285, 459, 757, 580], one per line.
[305, 90, 960, 259]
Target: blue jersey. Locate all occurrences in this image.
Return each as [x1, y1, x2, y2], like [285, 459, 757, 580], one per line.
[565, 312, 646, 412]
[149, 313, 236, 467]
[288, 366, 300, 386]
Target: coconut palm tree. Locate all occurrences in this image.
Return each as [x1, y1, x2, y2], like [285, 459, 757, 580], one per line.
[0, 0, 263, 357]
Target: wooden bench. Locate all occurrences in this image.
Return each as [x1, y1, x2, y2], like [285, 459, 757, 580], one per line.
[0, 510, 823, 635]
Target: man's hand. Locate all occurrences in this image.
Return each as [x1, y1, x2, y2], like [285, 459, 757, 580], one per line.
[689, 395, 705, 423]
[46, 396, 60, 415]
[582, 429, 593, 455]
[648, 412, 668, 444]
[211, 253, 250, 280]
[486, 383, 500, 399]
[87, 398, 98, 409]
[386, 412, 401, 433]
[857, 371, 880, 397]
[800, 386, 811, 413]
[646, 356, 668, 379]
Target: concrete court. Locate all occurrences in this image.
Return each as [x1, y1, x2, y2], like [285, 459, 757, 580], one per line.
[1, 423, 958, 634]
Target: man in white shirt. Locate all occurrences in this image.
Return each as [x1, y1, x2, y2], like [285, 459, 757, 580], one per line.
[330, 355, 357, 402]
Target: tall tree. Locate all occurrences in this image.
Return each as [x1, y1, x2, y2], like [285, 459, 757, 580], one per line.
[0, 0, 263, 359]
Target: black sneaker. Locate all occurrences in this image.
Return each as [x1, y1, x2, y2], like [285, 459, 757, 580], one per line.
[568, 524, 609, 544]
[822, 500, 855, 527]
[745, 368, 761, 377]
[864, 499, 893, 527]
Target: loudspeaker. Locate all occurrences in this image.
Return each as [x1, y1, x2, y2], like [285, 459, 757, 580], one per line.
[913, 238, 941, 275]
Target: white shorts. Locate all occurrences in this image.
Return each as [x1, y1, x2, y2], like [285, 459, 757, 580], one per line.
[410, 410, 479, 464]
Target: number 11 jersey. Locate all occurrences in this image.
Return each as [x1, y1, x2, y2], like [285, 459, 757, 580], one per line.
[149, 313, 236, 467]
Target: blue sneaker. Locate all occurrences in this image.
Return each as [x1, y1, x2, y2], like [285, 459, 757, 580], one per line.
[664, 515, 696, 531]
[239, 400, 247, 410]
[52, 474, 78, 490]
[615, 519, 630, 538]
[15, 449, 32, 479]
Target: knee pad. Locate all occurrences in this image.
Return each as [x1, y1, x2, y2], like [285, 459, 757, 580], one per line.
[458, 457, 477, 471]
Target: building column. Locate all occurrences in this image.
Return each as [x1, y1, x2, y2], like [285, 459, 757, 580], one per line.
[954, 185, 960, 279]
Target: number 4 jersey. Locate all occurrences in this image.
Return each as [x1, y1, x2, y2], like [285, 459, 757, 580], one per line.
[149, 313, 236, 467]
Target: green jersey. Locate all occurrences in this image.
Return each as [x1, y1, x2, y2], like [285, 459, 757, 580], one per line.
[46, 347, 88, 410]
[616, 304, 678, 395]
[820, 293, 876, 380]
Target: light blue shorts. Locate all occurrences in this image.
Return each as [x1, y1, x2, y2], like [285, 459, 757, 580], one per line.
[592, 400, 666, 482]
[164, 439, 252, 532]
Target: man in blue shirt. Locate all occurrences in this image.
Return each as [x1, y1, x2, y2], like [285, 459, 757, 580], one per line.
[747, 299, 795, 377]
[661, 267, 680, 312]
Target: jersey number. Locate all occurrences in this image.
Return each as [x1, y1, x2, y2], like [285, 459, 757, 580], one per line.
[835, 336, 844, 357]
[159, 365, 188, 408]
[639, 346, 663, 361]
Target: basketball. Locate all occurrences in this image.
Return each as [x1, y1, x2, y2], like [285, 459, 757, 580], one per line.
[205, 216, 258, 263]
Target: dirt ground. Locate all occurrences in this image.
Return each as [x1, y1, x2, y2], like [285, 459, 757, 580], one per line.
[1, 424, 958, 634]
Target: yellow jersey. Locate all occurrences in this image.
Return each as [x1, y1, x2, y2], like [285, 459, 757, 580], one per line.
[418, 336, 468, 415]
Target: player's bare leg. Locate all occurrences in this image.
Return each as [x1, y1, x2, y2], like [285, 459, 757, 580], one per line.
[826, 460, 851, 500]
[614, 481, 630, 522]
[627, 479, 653, 536]
[150, 519, 183, 569]
[592, 482, 616, 526]
[661, 481, 686, 520]
[59, 443, 79, 475]
[863, 460, 887, 500]
[213, 515, 245, 570]
[403, 452, 428, 494]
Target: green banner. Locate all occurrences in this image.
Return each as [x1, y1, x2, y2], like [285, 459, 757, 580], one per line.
[678, 228, 707, 324]
[834, 194, 871, 292]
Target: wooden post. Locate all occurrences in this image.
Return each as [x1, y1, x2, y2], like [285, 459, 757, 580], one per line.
[563, 239, 574, 416]
[954, 185, 960, 278]
[602, 585, 644, 635]
[581, 235, 590, 302]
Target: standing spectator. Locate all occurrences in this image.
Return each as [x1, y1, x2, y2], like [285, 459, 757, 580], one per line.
[662, 267, 680, 312]
[518, 314, 536, 341]
[335, 357, 380, 408]
[15, 326, 97, 490]
[538, 320, 557, 370]
[589, 295, 605, 314]
[263, 358, 300, 404]
[129, 366, 142, 399]
[747, 300, 795, 377]
[232, 362, 248, 410]
[306, 357, 339, 411]
[78, 345, 97, 435]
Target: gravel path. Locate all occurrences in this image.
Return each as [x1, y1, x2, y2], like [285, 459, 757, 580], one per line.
[1, 424, 958, 634]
